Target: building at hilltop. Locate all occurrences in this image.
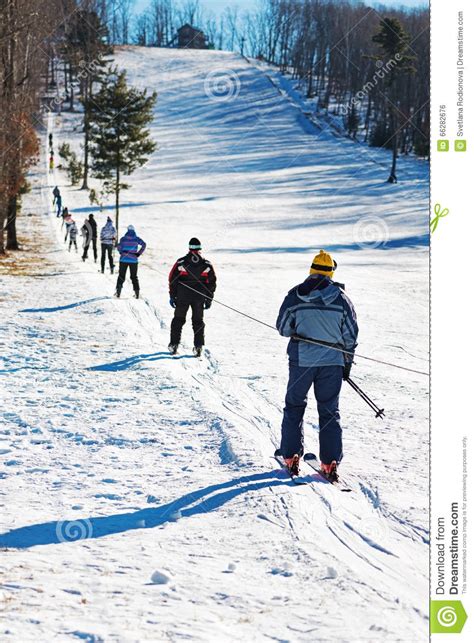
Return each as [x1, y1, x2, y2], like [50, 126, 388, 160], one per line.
[168, 24, 209, 49]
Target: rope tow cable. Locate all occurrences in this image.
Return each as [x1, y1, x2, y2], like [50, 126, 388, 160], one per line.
[147, 264, 429, 377]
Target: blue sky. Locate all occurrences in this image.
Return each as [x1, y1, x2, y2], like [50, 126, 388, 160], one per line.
[134, 0, 428, 19]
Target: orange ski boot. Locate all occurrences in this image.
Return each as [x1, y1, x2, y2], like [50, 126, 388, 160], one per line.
[320, 460, 339, 482]
[284, 454, 301, 476]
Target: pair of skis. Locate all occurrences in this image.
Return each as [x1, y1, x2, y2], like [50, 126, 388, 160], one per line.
[274, 450, 351, 492]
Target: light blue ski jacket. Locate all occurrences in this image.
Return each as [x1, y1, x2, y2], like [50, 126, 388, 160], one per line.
[276, 275, 359, 367]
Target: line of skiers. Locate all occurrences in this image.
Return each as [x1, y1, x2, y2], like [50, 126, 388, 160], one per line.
[49, 133, 55, 170]
[51, 189, 358, 481]
[54, 188, 118, 273]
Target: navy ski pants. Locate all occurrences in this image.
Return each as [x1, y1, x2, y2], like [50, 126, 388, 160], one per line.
[280, 364, 343, 464]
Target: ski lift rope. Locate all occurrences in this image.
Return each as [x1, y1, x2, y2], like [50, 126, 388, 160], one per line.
[146, 264, 429, 378]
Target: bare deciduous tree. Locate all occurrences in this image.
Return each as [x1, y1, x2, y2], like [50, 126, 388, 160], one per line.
[0, 0, 62, 254]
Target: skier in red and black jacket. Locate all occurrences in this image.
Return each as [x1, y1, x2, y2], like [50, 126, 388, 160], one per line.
[168, 238, 217, 357]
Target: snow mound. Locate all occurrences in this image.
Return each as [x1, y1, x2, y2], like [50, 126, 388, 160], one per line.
[150, 570, 171, 585]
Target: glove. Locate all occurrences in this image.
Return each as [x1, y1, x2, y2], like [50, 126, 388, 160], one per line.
[169, 297, 177, 308]
[204, 299, 212, 310]
[343, 361, 352, 381]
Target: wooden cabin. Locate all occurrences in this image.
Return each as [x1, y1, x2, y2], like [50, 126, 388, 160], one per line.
[176, 24, 208, 49]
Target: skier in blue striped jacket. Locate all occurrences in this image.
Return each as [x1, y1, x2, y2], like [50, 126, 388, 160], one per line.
[276, 250, 358, 480]
[115, 225, 146, 299]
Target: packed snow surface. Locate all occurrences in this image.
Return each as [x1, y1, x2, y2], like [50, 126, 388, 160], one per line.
[0, 48, 429, 641]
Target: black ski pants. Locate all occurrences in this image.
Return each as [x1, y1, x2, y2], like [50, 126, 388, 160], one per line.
[116, 261, 139, 295]
[83, 238, 98, 261]
[170, 300, 205, 348]
[101, 243, 114, 272]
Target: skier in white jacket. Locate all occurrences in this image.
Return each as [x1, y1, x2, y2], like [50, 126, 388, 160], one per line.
[68, 221, 78, 252]
[100, 217, 117, 274]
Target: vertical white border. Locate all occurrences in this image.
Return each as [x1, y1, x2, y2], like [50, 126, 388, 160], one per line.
[431, 0, 473, 637]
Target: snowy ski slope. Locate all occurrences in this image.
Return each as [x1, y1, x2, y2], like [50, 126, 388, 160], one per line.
[0, 48, 429, 641]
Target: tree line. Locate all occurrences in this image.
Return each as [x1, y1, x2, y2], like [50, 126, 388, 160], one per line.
[131, 0, 429, 181]
[240, 0, 429, 180]
[0, 0, 62, 254]
[0, 0, 157, 254]
[0, 0, 429, 254]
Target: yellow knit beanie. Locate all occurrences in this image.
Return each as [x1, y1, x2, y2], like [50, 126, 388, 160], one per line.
[309, 250, 337, 278]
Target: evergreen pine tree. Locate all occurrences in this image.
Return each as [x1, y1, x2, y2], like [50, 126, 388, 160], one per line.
[88, 69, 157, 229]
[372, 18, 416, 183]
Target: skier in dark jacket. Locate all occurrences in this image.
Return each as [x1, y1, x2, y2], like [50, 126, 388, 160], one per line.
[82, 213, 98, 262]
[53, 186, 62, 216]
[168, 238, 216, 357]
[61, 207, 69, 230]
[115, 225, 146, 298]
[276, 250, 358, 480]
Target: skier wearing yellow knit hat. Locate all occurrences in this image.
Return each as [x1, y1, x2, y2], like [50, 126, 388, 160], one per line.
[276, 250, 359, 481]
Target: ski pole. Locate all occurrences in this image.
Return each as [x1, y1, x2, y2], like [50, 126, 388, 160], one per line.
[346, 377, 385, 419]
[347, 378, 384, 418]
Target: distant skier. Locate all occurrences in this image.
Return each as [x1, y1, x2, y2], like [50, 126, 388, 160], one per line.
[168, 238, 216, 357]
[80, 218, 90, 258]
[100, 216, 117, 274]
[82, 213, 98, 262]
[61, 207, 69, 229]
[115, 225, 146, 299]
[68, 220, 78, 252]
[276, 250, 358, 480]
[64, 211, 73, 242]
[52, 186, 62, 216]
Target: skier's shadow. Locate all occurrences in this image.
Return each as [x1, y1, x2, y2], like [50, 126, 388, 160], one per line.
[88, 352, 194, 371]
[0, 471, 291, 549]
[19, 296, 110, 314]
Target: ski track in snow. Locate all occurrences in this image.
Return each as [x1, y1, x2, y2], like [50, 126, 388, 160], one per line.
[0, 48, 428, 641]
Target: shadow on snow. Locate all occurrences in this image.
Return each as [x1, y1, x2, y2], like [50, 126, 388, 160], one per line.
[215, 234, 429, 255]
[70, 201, 160, 214]
[0, 471, 291, 549]
[19, 296, 111, 314]
[88, 352, 194, 371]
[71, 196, 219, 214]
